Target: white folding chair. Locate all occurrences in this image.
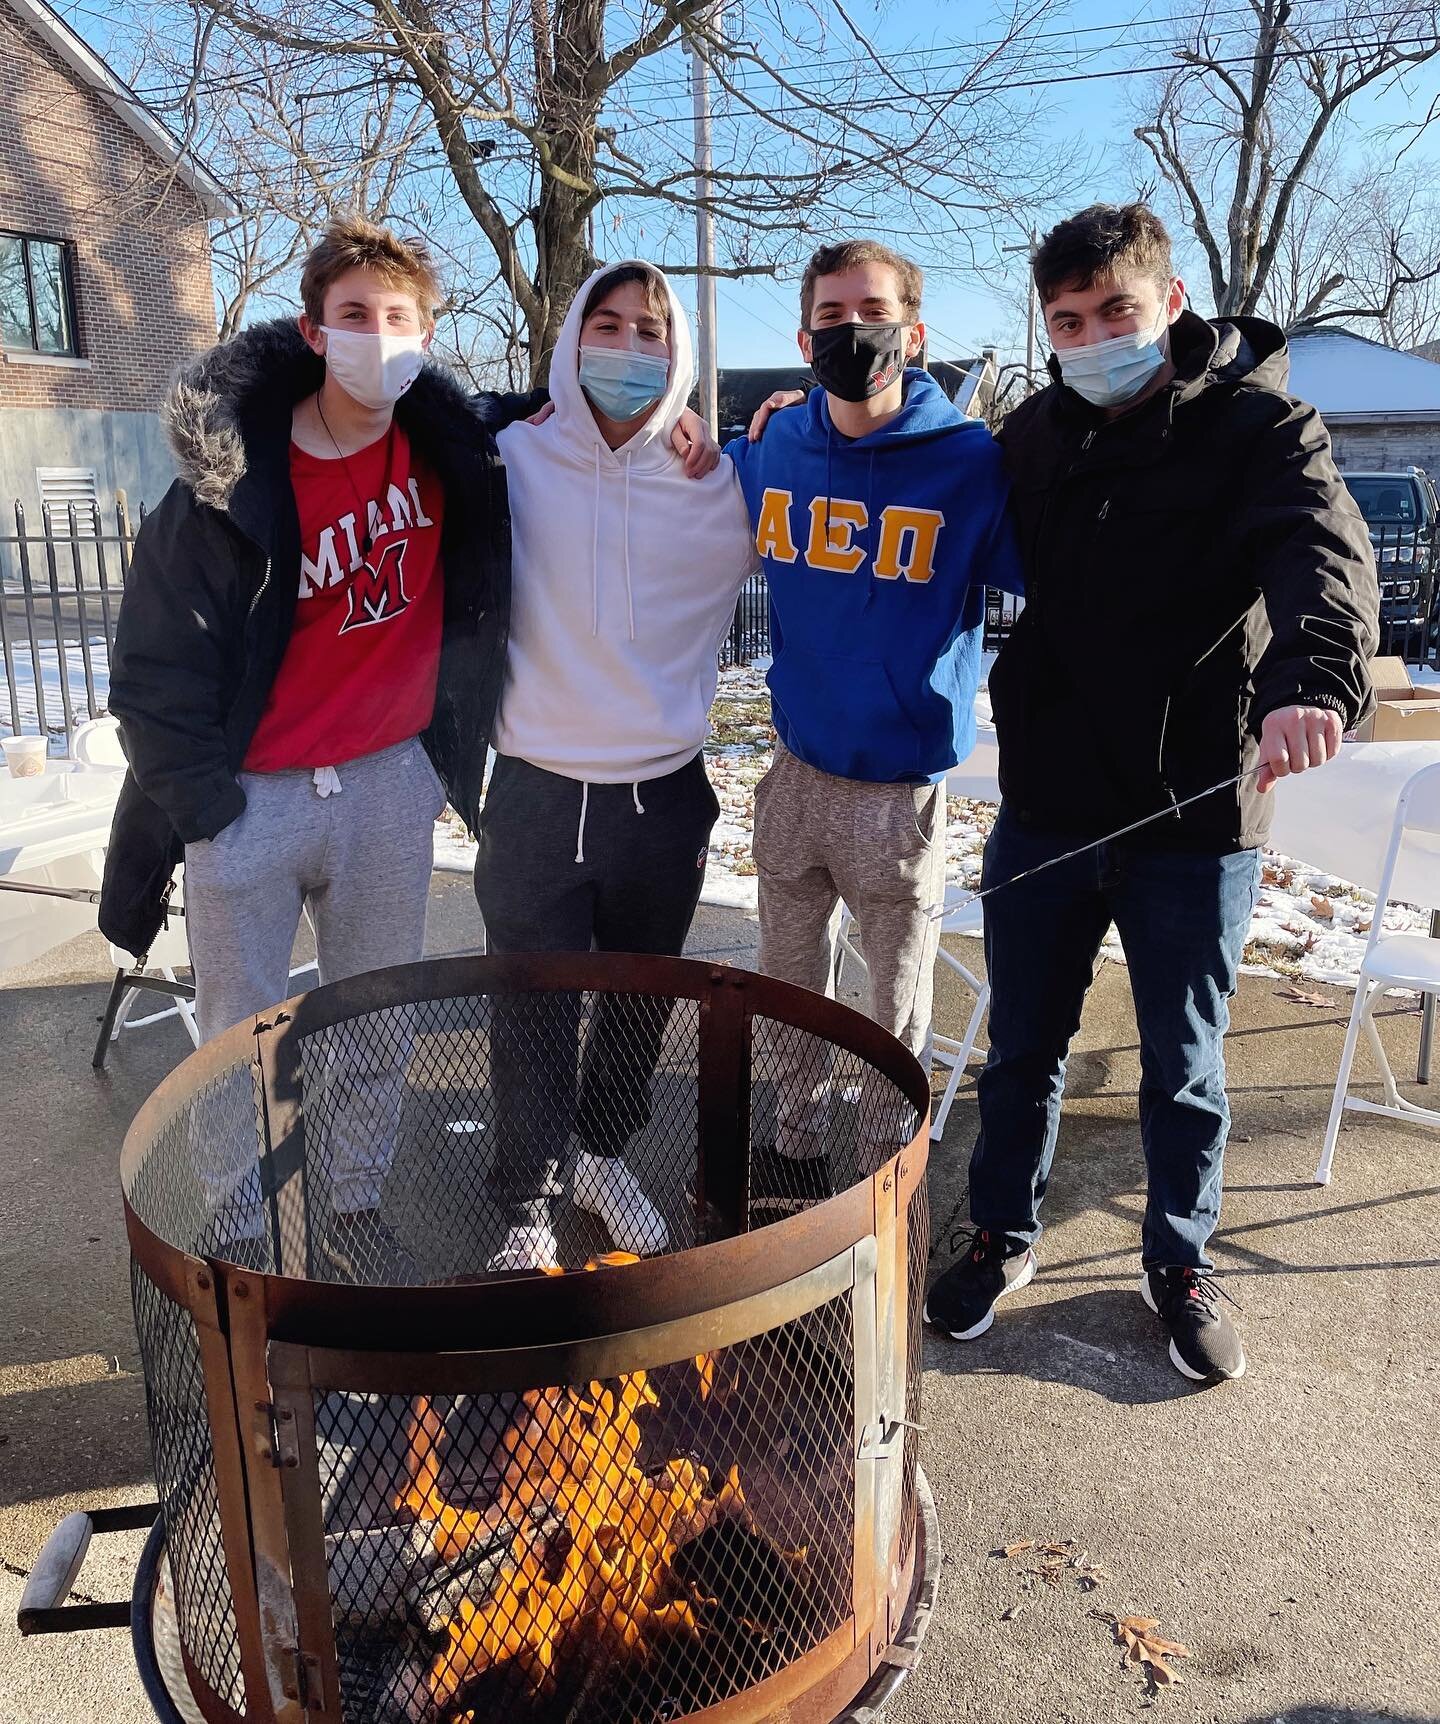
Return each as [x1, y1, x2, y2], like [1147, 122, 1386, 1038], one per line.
[1316, 760, 1440, 1184]
[836, 886, 989, 1142]
[69, 715, 126, 768]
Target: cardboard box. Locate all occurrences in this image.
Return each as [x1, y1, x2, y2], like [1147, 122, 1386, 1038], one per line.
[1351, 656, 1440, 741]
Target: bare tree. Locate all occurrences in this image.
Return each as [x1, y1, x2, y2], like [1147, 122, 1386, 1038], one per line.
[1134, 0, 1440, 319]
[144, 0, 1068, 381]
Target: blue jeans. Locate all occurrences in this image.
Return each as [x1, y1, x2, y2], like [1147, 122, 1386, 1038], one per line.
[968, 807, 1260, 1271]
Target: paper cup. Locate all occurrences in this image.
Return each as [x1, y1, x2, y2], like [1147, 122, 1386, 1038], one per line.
[1, 735, 47, 778]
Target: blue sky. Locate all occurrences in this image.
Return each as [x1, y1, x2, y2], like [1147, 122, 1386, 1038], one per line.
[690, 0, 1440, 369]
[55, 0, 1440, 369]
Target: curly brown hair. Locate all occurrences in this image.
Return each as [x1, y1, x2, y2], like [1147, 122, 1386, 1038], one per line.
[1032, 203, 1173, 305]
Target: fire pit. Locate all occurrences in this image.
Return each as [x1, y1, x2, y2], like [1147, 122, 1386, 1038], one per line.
[112, 954, 934, 1724]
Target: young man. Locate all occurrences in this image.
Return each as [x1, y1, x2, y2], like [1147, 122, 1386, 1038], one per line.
[728, 239, 1023, 1222]
[476, 260, 759, 1272]
[924, 204, 1379, 1382]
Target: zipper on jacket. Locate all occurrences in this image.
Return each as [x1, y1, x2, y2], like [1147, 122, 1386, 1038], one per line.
[247, 556, 273, 625]
[1097, 499, 1111, 523]
[1155, 693, 1180, 815]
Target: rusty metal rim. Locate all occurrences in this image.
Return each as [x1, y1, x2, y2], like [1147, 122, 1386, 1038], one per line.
[122, 1139, 927, 1355]
[267, 1238, 867, 1396]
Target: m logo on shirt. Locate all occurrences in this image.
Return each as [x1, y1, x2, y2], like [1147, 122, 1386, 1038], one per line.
[339, 538, 411, 633]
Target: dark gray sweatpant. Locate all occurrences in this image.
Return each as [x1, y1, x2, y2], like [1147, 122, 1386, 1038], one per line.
[183, 736, 446, 1232]
[473, 751, 719, 1223]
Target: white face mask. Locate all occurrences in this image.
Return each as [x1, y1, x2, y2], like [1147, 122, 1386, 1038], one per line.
[320, 326, 426, 410]
[1055, 303, 1172, 408]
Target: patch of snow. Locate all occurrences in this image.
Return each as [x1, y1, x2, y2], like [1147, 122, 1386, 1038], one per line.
[0, 636, 109, 750]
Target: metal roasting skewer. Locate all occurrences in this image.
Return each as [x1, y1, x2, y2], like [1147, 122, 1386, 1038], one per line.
[927, 764, 1267, 921]
[0, 879, 184, 915]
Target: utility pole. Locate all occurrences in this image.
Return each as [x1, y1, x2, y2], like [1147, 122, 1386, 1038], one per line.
[690, 4, 721, 434]
[1003, 227, 1039, 393]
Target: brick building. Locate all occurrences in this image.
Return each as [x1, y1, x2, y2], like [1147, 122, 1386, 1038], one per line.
[0, 0, 234, 518]
[1287, 324, 1440, 479]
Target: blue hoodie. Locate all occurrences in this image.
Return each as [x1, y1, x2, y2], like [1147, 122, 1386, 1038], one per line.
[726, 369, 1023, 783]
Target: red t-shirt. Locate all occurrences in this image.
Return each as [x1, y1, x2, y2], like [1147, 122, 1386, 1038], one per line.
[244, 426, 445, 771]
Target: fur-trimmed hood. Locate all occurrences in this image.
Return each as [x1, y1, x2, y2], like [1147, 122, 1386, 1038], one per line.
[162, 318, 486, 513]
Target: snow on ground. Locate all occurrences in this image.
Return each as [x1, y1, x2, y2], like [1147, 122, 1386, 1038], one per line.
[0, 636, 110, 752]
[5, 640, 1420, 991]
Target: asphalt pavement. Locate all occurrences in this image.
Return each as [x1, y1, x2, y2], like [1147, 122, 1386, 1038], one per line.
[0, 875, 1435, 1723]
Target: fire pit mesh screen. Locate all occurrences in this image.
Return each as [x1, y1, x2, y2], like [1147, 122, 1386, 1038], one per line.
[312, 1293, 856, 1724]
[288, 992, 706, 1282]
[131, 1264, 247, 1713]
[749, 1018, 922, 1210]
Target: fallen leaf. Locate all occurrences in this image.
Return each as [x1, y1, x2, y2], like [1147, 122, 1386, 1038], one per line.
[1001, 1603, 1028, 1622]
[1277, 985, 1331, 1009]
[1310, 894, 1334, 920]
[1000, 1539, 1036, 1558]
[1355, 918, 1372, 935]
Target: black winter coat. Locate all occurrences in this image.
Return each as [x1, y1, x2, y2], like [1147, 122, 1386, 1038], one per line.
[100, 319, 537, 958]
[991, 310, 1380, 851]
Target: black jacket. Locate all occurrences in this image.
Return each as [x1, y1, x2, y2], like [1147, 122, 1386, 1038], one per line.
[990, 310, 1380, 851]
[100, 319, 537, 959]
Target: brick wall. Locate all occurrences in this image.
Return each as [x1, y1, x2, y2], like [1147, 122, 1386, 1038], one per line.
[1329, 421, 1440, 479]
[0, 7, 218, 416]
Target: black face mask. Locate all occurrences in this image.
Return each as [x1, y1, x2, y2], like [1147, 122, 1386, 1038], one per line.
[805, 321, 908, 402]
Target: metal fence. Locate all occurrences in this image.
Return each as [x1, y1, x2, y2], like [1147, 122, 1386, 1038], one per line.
[1, 498, 140, 744]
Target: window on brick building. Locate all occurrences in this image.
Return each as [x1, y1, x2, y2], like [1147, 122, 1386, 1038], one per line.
[0, 233, 78, 356]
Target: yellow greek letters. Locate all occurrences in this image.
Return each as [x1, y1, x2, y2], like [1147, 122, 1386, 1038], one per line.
[756, 488, 798, 562]
[806, 497, 869, 573]
[873, 505, 945, 584]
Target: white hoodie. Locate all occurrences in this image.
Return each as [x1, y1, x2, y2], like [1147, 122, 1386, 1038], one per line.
[493, 260, 759, 782]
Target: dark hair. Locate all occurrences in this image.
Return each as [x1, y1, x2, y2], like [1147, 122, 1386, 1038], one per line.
[800, 240, 923, 326]
[581, 263, 671, 327]
[300, 213, 444, 326]
[1032, 203, 1173, 304]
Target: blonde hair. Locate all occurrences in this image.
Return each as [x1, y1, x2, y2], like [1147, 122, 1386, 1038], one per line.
[300, 214, 444, 327]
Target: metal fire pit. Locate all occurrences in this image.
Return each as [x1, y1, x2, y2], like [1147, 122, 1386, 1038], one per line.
[62, 955, 935, 1723]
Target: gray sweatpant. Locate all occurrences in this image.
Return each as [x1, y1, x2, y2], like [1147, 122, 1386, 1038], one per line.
[754, 742, 946, 1161]
[183, 736, 445, 1232]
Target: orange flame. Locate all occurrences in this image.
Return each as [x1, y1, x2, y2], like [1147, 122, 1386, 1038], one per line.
[395, 1254, 754, 1709]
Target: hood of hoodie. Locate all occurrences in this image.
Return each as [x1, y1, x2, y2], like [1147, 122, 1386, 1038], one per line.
[545, 259, 695, 470]
[1044, 308, 1291, 407]
[160, 317, 484, 515]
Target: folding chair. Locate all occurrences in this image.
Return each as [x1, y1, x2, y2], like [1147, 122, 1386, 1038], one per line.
[1316, 759, 1440, 1184]
[836, 886, 989, 1142]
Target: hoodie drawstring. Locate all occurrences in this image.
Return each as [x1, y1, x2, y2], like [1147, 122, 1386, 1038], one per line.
[623, 454, 636, 641]
[590, 445, 602, 637]
[632, 783, 645, 815]
[575, 781, 590, 864]
[313, 765, 342, 798]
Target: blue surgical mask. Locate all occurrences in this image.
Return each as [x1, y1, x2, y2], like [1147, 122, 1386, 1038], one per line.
[578, 344, 670, 421]
[1056, 309, 1171, 407]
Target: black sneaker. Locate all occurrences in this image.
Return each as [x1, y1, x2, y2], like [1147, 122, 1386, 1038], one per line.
[318, 1209, 419, 1285]
[1141, 1267, 1246, 1382]
[924, 1229, 1037, 1340]
[749, 1146, 835, 1227]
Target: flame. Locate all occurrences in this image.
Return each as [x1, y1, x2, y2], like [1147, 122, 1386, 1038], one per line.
[395, 1254, 756, 1709]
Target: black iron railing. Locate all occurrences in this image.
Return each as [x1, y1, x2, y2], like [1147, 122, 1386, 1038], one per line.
[0, 497, 142, 743]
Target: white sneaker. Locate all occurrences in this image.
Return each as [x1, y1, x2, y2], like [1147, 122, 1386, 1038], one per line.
[571, 1151, 670, 1256]
[487, 1223, 559, 1273]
